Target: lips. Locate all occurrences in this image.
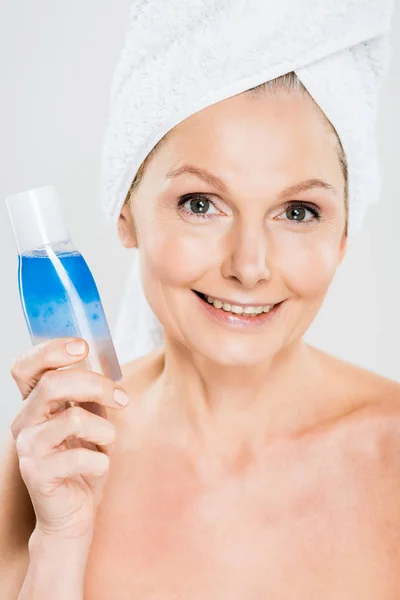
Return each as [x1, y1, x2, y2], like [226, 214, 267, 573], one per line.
[191, 288, 285, 329]
[193, 290, 273, 309]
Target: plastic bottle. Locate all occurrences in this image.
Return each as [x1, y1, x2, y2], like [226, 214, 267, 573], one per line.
[5, 184, 122, 382]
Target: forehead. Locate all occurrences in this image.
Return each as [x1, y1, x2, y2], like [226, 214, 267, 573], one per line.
[149, 91, 343, 191]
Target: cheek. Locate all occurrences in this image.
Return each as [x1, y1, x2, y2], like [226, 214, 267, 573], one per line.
[140, 225, 218, 286]
[277, 236, 340, 297]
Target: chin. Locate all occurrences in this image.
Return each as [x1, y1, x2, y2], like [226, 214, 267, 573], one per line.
[192, 337, 276, 367]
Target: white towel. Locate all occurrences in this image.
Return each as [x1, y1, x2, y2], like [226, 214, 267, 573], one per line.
[99, 0, 394, 366]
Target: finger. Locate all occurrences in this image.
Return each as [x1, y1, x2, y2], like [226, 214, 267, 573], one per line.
[56, 436, 115, 459]
[59, 402, 112, 454]
[10, 369, 129, 439]
[10, 338, 88, 399]
[19, 447, 110, 488]
[15, 406, 116, 459]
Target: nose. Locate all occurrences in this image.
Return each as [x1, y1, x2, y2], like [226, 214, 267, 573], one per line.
[221, 220, 272, 289]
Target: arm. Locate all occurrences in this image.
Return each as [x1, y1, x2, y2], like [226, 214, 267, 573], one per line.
[0, 428, 92, 599]
[17, 530, 92, 600]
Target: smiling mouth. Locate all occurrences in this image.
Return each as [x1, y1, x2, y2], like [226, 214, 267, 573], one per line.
[192, 289, 278, 317]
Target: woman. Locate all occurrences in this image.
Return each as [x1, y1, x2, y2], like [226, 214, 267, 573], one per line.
[2, 4, 400, 600]
[2, 71, 400, 599]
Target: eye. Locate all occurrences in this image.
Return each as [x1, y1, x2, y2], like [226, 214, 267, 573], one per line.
[278, 202, 321, 224]
[177, 194, 220, 219]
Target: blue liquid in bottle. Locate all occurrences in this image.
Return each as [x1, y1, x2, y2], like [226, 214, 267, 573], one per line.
[6, 185, 122, 382]
[18, 244, 121, 381]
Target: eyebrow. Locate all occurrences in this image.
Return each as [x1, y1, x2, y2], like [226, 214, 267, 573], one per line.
[165, 165, 338, 198]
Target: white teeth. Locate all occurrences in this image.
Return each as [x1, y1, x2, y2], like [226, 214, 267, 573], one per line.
[229, 305, 241, 314]
[243, 306, 258, 314]
[204, 294, 274, 316]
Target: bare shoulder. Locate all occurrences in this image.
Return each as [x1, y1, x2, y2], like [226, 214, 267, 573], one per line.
[316, 346, 400, 473]
[302, 349, 400, 560]
[336, 383, 400, 561]
[309, 343, 400, 410]
[119, 345, 165, 393]
[108, 346, 165, 431]
[323, 372, 400, 588]
[307, 344, 400, 467]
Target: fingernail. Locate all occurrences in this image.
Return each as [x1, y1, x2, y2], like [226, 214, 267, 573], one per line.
[66, 340, 86, 356]
[113, 389, 130, 406]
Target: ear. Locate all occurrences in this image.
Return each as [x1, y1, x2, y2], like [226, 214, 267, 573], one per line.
[118, 202, 138, 248]
[338, 228, 347, 264]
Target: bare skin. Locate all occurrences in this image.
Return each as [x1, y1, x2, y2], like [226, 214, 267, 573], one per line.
[2, 346, 400, 598]
[83, 346, 400, 599]
[2, 88, 400, 598]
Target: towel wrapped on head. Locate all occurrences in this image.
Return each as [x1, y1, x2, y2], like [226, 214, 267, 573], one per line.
[99, 0, 394, 365]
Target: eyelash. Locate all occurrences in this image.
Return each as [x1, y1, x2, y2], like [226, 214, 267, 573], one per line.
[176, 193, 321, 224]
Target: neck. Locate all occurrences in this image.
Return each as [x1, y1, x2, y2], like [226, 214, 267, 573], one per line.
[156, 337, 325, 460]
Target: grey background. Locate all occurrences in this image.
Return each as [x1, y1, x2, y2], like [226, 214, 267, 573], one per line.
[0, 1, 399, 440]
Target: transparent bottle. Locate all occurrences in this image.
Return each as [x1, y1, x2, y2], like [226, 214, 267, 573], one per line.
[5, 184, 122, 382]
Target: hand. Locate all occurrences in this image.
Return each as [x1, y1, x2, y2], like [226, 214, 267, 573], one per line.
[9, 337, 130, 541]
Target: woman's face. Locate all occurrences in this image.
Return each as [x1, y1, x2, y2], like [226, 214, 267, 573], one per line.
[119, 91, 347, 366]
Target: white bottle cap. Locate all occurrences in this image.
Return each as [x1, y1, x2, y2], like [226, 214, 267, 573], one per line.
[5, 185, 70, 254]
